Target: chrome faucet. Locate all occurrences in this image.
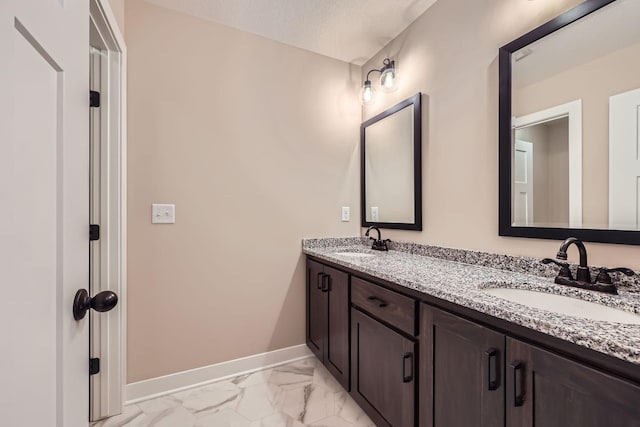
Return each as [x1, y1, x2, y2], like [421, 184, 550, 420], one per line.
[542, 237, 634, 295]
[365, 226, 390, 251]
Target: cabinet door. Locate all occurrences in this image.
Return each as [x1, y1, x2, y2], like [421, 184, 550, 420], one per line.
[324, 265, 350, 389]
[352, 308, 415, 427]
[306, 259, 326, 360]
[506, 337, 640, 427]
[420, 306, 504, 427]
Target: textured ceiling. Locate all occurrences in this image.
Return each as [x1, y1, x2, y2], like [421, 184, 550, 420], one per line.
[143, 0, 438, 65]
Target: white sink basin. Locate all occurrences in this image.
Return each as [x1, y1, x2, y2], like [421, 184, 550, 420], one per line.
[333, 252, 375, 258]
[483, 287, 640, 325]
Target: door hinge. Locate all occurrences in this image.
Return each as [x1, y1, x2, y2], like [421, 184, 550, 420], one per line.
[90, 90, 100, 108]
[89, 358, 100, 376]
[90, 224, 100, 241]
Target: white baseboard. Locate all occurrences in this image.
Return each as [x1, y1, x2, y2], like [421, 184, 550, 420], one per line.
[125, 344, 313, 404]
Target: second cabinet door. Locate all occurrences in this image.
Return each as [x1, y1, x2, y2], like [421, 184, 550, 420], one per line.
[351, 308, 416, 427]
[506, 337, 640, 427]
[324, 265, 349, 389]
[420, 305, 505, 427]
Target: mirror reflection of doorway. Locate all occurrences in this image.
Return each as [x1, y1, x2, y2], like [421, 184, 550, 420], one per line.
[512, 100, 582, 228]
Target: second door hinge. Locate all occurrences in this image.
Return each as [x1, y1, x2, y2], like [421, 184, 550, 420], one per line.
[90, 90, 100, 108]
[90, 224, 100, 241]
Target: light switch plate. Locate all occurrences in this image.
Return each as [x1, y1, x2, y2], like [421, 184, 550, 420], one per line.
[152, 204, 175, 224]
[371, 206, 379, 222]
[341, 206, 350, 222]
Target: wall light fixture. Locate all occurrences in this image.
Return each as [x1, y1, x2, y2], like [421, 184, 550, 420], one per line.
[360, 58, 396, 105]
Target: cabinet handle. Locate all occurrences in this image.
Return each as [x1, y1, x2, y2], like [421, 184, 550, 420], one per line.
[485, 348, 499, 391]
[316, 273, 324, 290]
[402, 352, 413, 383]
[510, 361, 525, 407]
[367, 296, 388, 308]
[321, 274, 331, 292]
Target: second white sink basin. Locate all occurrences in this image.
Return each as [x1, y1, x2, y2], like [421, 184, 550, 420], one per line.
[483, 287, 640, 325]
[333, 251, 375, 258]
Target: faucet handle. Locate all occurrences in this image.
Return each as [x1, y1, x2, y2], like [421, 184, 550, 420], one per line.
[541, 258, 573, 280]
[595, 267, 635, 284]
[604, 267, 635, 276]
[370, 238, 390, 251]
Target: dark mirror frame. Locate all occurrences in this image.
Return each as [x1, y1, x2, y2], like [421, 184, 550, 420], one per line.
[497, 0, 640, 245]
[361, 93, 422, 230]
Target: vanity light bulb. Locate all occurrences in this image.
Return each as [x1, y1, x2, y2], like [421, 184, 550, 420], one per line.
[360, 81, 375, 105]
[380, 68, 396, 91]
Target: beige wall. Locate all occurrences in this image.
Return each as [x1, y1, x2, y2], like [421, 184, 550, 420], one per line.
[107, 0, 125, 35]
[546, 119, 570, 225]
[361, 0, 640, 268]
[125, 0, 360, 382]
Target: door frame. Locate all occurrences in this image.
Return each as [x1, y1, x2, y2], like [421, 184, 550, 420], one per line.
[512, 99, 583, 228]
[88, 0, 127, 421]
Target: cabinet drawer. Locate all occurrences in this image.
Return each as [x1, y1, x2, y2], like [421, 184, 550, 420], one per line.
[351, 277, 416, 335]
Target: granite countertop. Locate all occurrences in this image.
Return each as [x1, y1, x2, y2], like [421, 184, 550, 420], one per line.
[302, 237, 640, 365]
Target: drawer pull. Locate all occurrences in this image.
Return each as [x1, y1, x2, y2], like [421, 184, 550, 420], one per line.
[367, 296, 388, 308]
[316, 272, 324, 290]
[402, 352, 413, 383]
[510, 361, 525, 407]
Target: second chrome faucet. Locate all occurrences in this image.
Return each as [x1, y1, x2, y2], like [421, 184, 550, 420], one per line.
[542, 237, 634, 295]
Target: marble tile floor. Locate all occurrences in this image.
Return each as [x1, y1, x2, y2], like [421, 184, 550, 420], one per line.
[93, 357, 375, 427]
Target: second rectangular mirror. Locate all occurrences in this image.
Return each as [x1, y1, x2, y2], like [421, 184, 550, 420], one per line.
[499, 0, 640, 244]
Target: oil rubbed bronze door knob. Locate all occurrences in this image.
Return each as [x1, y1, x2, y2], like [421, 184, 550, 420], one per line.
[73, 289, 118, 320]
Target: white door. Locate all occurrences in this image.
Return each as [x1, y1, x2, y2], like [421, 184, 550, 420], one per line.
[0, 1, 90, 426]
[513, 140, 534, 226]
[610, 88, 640, 230]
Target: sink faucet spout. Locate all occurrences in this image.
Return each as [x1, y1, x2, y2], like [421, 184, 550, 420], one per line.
[556, 237, 591, 283]
[365, 226, 389, 251]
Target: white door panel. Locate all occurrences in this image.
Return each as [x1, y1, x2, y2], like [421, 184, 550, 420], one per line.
[610, 88, 640, 230]
[514, 140, 534, 226]
[0, 0, 89, 426]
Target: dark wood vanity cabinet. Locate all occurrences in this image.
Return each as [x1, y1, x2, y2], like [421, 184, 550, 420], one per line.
[306, 259, 350, 389]
[506, 337, 640, 427]
[306, 256, 640, 427]
[351, 308, 416, 427]
[420, 306, 505, 427]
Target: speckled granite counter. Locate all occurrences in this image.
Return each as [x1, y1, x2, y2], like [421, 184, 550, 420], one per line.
[303, 237, 640, 365]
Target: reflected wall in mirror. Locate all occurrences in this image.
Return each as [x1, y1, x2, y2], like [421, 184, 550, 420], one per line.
[499, 0, 640, 244]
[361, 93, 422, 230]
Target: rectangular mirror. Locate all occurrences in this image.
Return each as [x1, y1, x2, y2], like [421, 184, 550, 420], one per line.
[361, 93, 422, 230]
[499, 0, 640, 244]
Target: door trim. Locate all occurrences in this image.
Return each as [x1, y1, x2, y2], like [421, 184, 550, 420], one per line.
[89, 0, 127, 421]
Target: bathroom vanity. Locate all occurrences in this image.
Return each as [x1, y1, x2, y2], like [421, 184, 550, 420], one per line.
[303, 238, 640, 427]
